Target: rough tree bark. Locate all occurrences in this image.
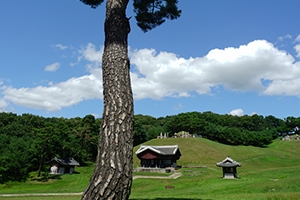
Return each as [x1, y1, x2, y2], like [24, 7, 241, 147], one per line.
[82, 0, 134, 199]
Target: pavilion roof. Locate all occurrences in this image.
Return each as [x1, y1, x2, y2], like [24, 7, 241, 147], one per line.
[135, 144, 181, 156]
[216, 156, 241, 167]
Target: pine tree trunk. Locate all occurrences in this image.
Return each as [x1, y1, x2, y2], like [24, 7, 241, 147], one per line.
[82, 0, 133, 199]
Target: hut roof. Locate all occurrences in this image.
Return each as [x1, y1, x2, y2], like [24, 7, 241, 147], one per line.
[51, 157, 80, 166]
[216, 156, 241, 167]
[135, 145, 181, 156]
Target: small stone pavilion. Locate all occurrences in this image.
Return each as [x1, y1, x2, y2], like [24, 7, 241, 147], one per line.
[216, 156, 241, 179]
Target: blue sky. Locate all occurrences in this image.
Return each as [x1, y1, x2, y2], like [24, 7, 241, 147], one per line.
[1, 1, 300, 119]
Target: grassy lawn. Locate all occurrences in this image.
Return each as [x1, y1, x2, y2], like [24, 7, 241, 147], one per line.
[0, 164, 93, 194]
[0, 196, 81, 200]
[1, 138, 300, 200]
[131, 165, 300, 200]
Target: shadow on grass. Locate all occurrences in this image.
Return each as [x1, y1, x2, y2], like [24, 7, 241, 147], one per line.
[79, 161, 95, 167]
[131, 198, 211, 200]
[30, 174, 62, 182]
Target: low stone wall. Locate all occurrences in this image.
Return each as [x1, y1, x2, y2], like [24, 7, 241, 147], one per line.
[135, 167, 175, 173]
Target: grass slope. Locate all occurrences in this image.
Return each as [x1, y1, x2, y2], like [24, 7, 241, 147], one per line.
[134, 137, 300, 168]
[132, 138, 300, 199]
[1, 137, 300, 200]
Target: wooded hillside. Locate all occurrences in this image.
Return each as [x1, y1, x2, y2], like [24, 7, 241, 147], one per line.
[0, 111, 299, 183]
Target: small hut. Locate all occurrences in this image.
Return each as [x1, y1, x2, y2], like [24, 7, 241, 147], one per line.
[216, 156, 241, 179]
[49, 157, 80, 174]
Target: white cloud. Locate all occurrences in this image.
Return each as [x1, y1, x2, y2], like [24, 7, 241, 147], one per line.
[3, 39, 300, 112]
[130, 49, 210, 99]
[2, 70, 102, 112]
[45, 62, 60, 72]
[1, 45, 103, 112]
[278, 34, 292, 41]
[294, 44, 300, 58]
[263, 77, 300, 96]
[173, 103, 183, 111]
[0, 99, 8, 112]
[131, 40, 300, 99]
[70, 62, 78, 67]
[250, 112, 257, 116]
[294, 35, 300, 42]
[0, 42, 105, 112]
[78, 43, 103, 63]
[55, 44, 68, 50]
[229, 109, 244, 116]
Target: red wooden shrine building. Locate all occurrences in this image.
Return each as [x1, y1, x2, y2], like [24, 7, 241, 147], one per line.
[135, 145, 181, 168]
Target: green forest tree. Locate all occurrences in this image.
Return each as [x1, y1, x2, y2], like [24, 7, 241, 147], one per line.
[79, 0, 181, 199]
